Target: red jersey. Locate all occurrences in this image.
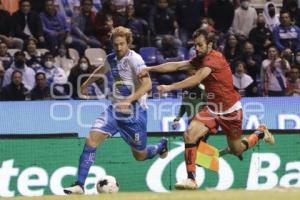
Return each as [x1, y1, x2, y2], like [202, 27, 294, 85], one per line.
[190, 50, 240, 112]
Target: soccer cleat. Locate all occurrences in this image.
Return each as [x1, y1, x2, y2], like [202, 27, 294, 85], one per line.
[63, 182, 84, 195]
[175, 178, 198, 190]
[257, 124, 275, 145]
[159, 137, 168, 159]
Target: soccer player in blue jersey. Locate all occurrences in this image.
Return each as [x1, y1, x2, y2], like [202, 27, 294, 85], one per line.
[64, 26, 168, 194]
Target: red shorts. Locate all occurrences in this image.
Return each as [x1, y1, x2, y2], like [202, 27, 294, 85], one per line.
[194, 107, 243, 140]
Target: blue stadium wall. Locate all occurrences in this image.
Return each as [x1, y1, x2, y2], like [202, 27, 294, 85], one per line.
[0, 97, 299, 136]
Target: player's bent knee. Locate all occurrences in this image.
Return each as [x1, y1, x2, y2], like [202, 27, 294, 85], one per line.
[184, 121, 208, 143]
[86, 131, 109, 147]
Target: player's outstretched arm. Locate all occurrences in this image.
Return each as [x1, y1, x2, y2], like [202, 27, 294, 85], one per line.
[158, 67, 212, 93]
[127, 73, 152, 103]
[80, 65, 108, 95]
[139, 61, 193, 78]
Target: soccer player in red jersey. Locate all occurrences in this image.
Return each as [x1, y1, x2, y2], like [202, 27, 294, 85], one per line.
[139, 29, 275, 190]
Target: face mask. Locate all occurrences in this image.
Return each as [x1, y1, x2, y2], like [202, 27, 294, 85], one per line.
[201, 23, 208, 29]
[241, 1, 249, 9]
[80, 63, 88, 71]
[45, 61, 53, 68]
[15, 60, 25, 68]
[268, 9, 275, 17]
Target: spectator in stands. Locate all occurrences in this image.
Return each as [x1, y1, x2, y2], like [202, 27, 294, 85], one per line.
[54, 0, 77, 25]
[110, 0, 133, 27]
[154, 34, 186, 95]
[1, 70, 29, 101]
[286, 67, 300, 96]
[263, 1, 280, 32]
[133, 0, 153, 21]
[29, 0, 46, 13]
[249, 14, 273, 58]
[223, 34, 241, 70]
[54, 44, 75, 77]
[36, 52, 67, 90]
[231, 0, 257, 38]
[236, 41, 262, 95]
[68, 56, 102, 99]
[40, 0, 83, 54]
[261, 46, 290, 96]
[232, 60, 255, 97]
[74, 0, 102, 13]
[23, 38, 43, 70]
[3, 51, 35, 90]
[95, 12, 114, 54]
[156, 35, 183, 64]
[12, 0, 46, 49]
[175, 0, 204, 47]
[0, 2, 23, 49]
[0, 42, 13, 69]
[199, 17, 216, 34]
[207, 0, 234, 34]
[149, 0, 180, 48]
[71, 0, 101, 54]
[294, 50, 300, 68]
[284, 0, 300, 26]
[30, 71, 59, 100]
[273, 10, 300, 53]
[281, 48, 294, 66]
[126, 5, 149, 51]
[0, 61, 4, 92]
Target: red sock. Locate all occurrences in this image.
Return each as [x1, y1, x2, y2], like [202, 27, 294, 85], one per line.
[185, 144, 197, 180]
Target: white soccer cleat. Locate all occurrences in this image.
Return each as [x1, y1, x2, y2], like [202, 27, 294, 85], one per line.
[175, 178, 198, 190]
[257, 124, 275, 145]
[63, 182, 84, 195]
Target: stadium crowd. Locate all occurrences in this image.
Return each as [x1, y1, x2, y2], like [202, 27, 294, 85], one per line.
[0, 0, 299, 101]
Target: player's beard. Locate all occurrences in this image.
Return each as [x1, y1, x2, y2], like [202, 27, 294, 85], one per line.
[196, 48, 208, 59]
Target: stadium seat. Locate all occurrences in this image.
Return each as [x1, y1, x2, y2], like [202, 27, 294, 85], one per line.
[178, 47, 189, 60]
[85, 48, 107, 67]
[68, 48, 80, 64]
[139, 47, 157, 65]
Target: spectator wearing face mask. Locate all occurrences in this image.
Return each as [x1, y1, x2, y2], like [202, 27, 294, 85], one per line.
[68, 56, 102, 99]
[231, 0, 257, 37]
[2, 51, 35, 90]
[38, 52, 67, 85]
[249, 14, 273, 58]
[263, 1, 280, 32]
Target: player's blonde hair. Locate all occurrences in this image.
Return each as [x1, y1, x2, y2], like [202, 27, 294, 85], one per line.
[111, 26, 133, 45]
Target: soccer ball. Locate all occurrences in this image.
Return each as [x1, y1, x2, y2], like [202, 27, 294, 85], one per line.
[96, 175, 119, 193]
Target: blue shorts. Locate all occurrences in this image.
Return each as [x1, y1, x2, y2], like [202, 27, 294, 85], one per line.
[90, 105, 147, 151]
